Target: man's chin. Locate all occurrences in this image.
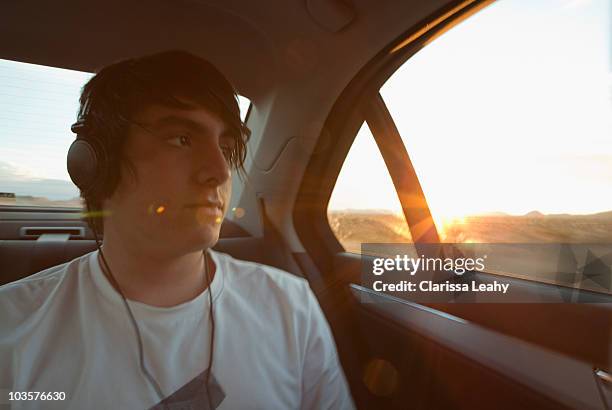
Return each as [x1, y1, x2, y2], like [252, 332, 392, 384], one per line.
[189, 225, 221, 251]
[174, 210, 223, 244]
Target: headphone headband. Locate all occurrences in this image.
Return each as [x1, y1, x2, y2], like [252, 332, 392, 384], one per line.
[71, 120, 88, 135]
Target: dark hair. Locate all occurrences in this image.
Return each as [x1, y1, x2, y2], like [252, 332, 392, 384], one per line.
[75, 50, 250, 234]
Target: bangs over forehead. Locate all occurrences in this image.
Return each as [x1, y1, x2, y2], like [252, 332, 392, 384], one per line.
[129, 51, 240, 128]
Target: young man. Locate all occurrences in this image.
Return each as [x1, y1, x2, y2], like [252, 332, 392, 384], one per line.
[0, 51, 354, 409]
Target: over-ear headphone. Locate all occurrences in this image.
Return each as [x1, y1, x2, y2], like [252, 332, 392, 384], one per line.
[67, 120, 109, 197]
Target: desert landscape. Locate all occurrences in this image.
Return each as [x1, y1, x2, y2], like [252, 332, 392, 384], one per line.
[0, 194, 83, 208]
[328, 209, 612, 254]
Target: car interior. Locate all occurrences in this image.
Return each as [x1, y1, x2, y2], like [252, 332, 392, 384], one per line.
[1, 0, 611, 409]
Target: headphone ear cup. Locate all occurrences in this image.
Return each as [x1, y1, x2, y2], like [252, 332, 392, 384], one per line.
[67, 137, 107, 196]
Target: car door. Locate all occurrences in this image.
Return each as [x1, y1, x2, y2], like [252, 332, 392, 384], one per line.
[294, 0, 612, 409]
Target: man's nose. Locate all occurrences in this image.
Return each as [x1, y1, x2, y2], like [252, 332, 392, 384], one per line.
[195, 144, 231, 186]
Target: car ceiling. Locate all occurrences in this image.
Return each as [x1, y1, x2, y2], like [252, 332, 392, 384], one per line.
[0, 0, 454, 240]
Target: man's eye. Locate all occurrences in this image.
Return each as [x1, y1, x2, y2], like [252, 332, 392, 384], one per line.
[167, 135, 192, 148]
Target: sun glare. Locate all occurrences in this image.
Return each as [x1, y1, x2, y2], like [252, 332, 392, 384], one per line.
[330, 0, 611, 223]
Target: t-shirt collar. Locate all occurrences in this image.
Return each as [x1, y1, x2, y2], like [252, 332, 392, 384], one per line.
[88, 248, 224, 321]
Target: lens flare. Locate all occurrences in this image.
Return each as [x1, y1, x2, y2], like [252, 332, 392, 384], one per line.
[147, 204, 166, 215]
[233, 207, 246, 218]
[80, 210, 112, 219]
[362, 358, 399, 397]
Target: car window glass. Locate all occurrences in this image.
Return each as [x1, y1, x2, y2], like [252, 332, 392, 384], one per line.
[328, 122, 413, 254]
[381, 0, 611, 244]
[0, 59, 91, 207]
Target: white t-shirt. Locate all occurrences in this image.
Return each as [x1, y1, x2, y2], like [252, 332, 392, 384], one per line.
[0, 249, 354, 410]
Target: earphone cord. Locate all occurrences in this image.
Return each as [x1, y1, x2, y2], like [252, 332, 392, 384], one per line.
[92, 229, 215, 410]
[94, 236, 167, 408]
[204, 250, 215, 410]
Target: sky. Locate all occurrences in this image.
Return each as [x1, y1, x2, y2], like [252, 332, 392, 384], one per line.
[329, 0, 611, 218]
[0, 0, 610, 218]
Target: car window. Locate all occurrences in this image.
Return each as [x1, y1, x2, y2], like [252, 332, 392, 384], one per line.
[325, 0, 611, 293]
[380, 0, 611, 244]
[0, 58, 92, 207]
[0, 58, 251, 208]
[328, 122, 413, 254]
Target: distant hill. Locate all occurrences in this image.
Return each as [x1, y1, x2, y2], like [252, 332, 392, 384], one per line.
[524, 210, 612, 219]
[524, 211, 545, 218]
